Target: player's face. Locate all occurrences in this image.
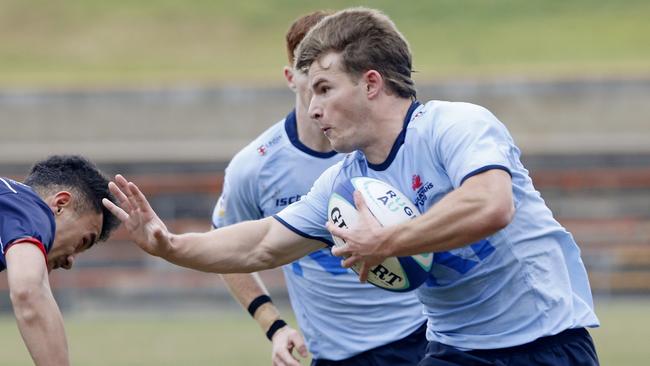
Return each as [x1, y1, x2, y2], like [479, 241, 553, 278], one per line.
[49, 206, 102, 272]
[291, 67, 312, 111]
[307, 53, 372, 153]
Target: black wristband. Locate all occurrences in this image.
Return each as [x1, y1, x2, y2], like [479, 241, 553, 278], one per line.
[265, 319, 287, 341]
[247, 295, 272, 317]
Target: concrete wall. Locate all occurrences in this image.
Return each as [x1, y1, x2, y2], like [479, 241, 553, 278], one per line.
[1, 78, 649, 164]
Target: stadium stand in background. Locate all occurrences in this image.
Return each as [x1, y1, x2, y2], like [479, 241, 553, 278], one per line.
[1, 79, 649, 312]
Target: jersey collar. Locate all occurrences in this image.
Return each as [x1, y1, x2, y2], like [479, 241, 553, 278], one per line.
[284, 110, 339, 159]
[367, 100, 421, 171]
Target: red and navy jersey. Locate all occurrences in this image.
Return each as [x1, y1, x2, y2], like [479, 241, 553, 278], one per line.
[0, 177, 55, 271]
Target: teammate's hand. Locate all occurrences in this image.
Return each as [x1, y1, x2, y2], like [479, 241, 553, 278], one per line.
[328, 190, 391, 282]
[271, 325, 308, 366]
[102, 174, 173, 258]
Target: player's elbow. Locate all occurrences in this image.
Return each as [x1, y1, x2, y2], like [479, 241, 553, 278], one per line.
[482, 195, 515, 233]
[253, 241, 286, 270]
[10, 282, 46, 324]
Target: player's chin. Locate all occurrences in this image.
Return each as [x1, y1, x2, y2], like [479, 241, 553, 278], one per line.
[330, 139, 354, 154]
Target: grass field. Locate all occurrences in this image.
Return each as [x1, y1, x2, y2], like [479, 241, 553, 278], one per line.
[0, 298, 648, 365]
[1, 0, 649, 87]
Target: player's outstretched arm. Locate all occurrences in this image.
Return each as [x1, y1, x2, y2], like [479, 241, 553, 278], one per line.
[6, 244, 70, 366]
[104, 175, 325, 273]
[221, 273, 308, 366]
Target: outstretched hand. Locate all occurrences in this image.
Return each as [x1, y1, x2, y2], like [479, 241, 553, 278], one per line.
[102, 174, 172, 258]
[328, 190, 390, 282]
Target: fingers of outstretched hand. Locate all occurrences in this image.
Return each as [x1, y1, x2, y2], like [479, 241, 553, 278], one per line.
[102, 198, 129, 222]
[114, 174, 131, 193]
[108, 181, 132, 211]
[128, 181, 154, 213]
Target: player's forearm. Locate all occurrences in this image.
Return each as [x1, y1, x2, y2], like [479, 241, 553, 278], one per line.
[221, 273, 284, 334]
[222, 272, 271, 309]
[163, 217, 286, 273]
[385, 170, 514, 257]
[11, 286, 69, 366]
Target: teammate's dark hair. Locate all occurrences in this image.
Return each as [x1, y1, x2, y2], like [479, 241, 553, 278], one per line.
[24, 155, 119, 242]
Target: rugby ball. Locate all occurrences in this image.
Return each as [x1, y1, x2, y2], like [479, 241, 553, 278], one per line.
[327, 177, 433, 292]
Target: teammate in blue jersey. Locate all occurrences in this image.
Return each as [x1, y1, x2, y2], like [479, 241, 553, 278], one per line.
[1, 155, 119, 366]
[213, 12, 426, 366]
[106, 7, 600, 366]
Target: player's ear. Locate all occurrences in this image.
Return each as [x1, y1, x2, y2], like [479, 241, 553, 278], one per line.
[363, 70, 383, 99]
[284, 66, 296, 91]
[50, 191, 72, 215]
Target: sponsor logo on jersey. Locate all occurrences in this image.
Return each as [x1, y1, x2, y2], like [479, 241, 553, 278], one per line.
[275, 194, 302, 207]
[412, 174, 434, 208]
[257, 133, 283, 156]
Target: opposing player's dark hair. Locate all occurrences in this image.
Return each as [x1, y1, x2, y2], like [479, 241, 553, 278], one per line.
[24, 155, 120, 242]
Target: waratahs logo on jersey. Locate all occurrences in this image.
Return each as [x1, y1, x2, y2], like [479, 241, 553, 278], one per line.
[412, 174, 434, 209]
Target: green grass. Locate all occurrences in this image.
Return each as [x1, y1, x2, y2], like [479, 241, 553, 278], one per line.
[0, 298, 648, 365]
[0, 311, 306, 366]
[590, 298, 650, 365]
[0, 0, 648, 87]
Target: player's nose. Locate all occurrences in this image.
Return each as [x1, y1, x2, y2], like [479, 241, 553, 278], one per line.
[308, 98, 323, 120]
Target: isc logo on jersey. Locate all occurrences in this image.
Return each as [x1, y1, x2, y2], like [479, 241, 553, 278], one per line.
[327, 177, 433, 292]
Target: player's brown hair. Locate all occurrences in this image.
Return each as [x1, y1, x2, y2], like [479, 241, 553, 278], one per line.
[295, 7, 416, 99]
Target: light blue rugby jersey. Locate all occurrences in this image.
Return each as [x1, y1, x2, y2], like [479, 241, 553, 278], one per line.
[212, 110, 425, 360]
[275, 101, 600, 350]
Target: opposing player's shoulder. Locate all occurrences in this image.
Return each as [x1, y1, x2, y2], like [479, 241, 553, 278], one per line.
[0, 178, 56, 251]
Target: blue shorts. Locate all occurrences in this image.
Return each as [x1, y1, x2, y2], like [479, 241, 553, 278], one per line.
[311, 321, 427, 366]
[418, 327, 599, 366]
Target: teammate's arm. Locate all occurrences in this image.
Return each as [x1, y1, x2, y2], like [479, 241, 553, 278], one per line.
[221, 273, 307, 366]
[103, 174, 325, 273]
[331, 169, 514, 280]
[6, 243, 70, 366]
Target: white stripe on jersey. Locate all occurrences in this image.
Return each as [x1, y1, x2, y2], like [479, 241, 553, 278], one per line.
[0, 178, 17, 193]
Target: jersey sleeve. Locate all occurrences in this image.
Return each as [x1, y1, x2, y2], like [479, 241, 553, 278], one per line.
[211, 152, 263, 228]
[433, 103, 517, 188]
[273, 163, 341, 246]
[0, 180, 54, 265]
